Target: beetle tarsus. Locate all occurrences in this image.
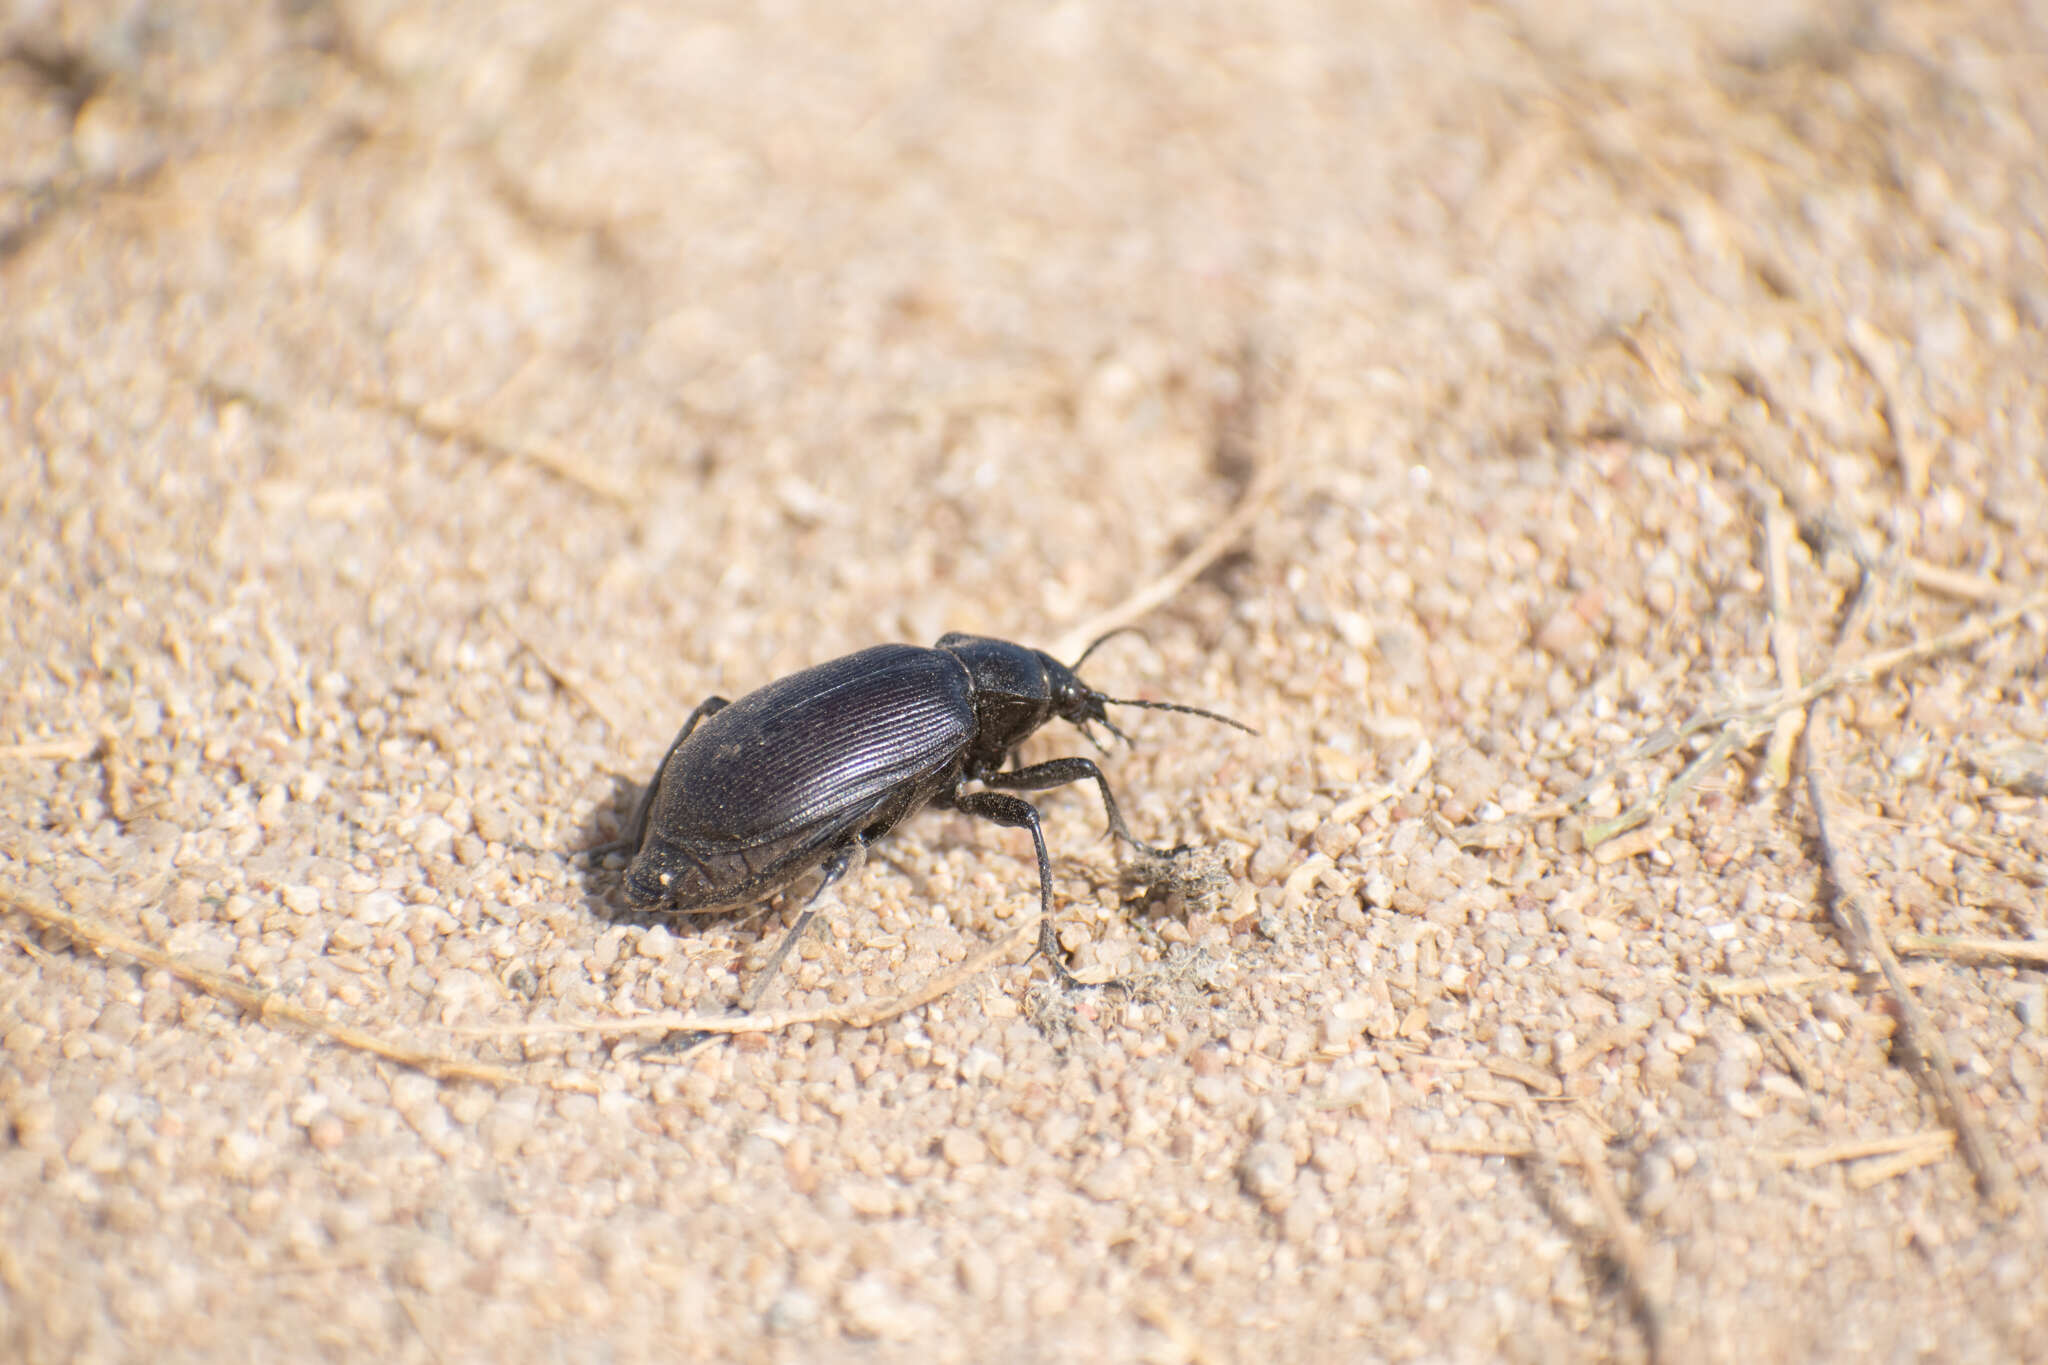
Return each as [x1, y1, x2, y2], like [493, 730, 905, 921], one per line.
[643, 1028, 720, 1060]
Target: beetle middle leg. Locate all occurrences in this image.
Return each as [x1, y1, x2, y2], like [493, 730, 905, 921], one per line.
[980, 757, 1173, 857]
[948, 790, 1097, 990]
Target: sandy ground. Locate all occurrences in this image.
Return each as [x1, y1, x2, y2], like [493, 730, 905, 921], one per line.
[5, 1, 2048, 1360]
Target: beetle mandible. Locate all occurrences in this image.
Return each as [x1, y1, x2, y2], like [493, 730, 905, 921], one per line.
[616, 631, 1252, 998]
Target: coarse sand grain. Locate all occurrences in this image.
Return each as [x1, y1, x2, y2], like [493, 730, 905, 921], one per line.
[5, 2, 2048, 1360]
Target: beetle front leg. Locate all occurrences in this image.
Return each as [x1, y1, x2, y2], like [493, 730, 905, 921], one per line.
[951, 790, 1094, 989]
[980, 757, 1171, 857]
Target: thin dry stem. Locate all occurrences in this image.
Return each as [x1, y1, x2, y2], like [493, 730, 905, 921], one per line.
[1771, 1131, 1955, 1171]
[1428, 1136, 1576, 1162]
[1589, 822, 1669, 865]
[1702, 965, 1938, 999]
[1803, 742, 2020, 1217]
[1050, 361, 1298, 663]
[1890, 933, 2048, 968]
[1, 884, 593, 1092]
[361, 389, 637, 506]
[1583, 723, 1744, 850]
[1843, 317, 1932, 501]
[98, 727, 135, 824]
[454, 917, 1039, 1041]
[1557, 1022, 1650, 1075]
[1759, 501, 1806, 788]
[1485, 1055, 1565, 1097]
[1563, 1118, 1673, 1364]
[1133, 1299, 1220, 1365]
[1535, 591, 2047, 831]
[1739, 998, 1820, 1103]
[1848, 1142, 1957, 1191]
[489, 606, 631, 736]
[0, 734, 98, 761]
[1905, 559, 2017, 603]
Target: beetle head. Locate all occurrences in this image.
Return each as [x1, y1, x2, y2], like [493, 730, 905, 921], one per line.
[624, 837, 690, 907]
[941, 630, 1254, 757]
[1054, 634, 1256, 750]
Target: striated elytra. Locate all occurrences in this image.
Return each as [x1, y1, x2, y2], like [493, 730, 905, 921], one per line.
[618, 631, 1252, 994]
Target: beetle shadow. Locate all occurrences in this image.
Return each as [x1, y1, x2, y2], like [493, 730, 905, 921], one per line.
[562, 771, 646, 926]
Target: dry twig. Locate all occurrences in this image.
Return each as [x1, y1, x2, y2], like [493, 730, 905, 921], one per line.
[1563, 1119, 1672, 1364]
[1, 884, 593, 1092]
[1551, 591, 2046, 844]
[1803, 745, 2020, 1216]
[1889, 933, 2048, 968]
[1049, 359, 1298, 663]
[452, 917, 1038, 1042]
[1702, 965, 1938, 999]
[1428, 1136, 1568, 1161]
[1738, 998, 1820, 1103]
[1558, 1023, 1651, 1076]
[359, 390, 636, 506]
[1758, 501, 1806, 789]
[1584, 722, 1746, 851]
[1134, 1298, 1219, 1365]
[1848, 1141, 1956, 1191]
[1485, 1055, 1565, 1097]
[1771, 1130, 1955, 1171]
[97, 727, 135, 824]
[489, 606, 630, 735]
[0, 734, 99, 761]
[1843, 316, 1932, 502]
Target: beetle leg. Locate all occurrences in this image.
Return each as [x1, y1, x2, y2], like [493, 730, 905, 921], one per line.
[738, 839, 866, 1013]
[597, 695, 730, 858]
[950, 790, 1094, 990]
[648, 837, 866, 1059]
[980, 757, 1170, 856]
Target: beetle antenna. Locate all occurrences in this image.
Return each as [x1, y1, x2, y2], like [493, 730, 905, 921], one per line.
[1069, 626, 1148, 673]
[1106, 696, 1257, 734]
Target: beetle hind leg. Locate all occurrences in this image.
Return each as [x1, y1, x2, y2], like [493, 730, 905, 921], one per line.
[644, 836, 867, 1060]
[737, 838, 866, 1013]
[585, 695, 732, 860]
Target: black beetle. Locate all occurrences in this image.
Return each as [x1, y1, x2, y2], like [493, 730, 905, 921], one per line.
[615, 631, 1251, 999]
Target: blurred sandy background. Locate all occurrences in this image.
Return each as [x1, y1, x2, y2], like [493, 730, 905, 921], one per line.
[4, 1, 2047, 1360]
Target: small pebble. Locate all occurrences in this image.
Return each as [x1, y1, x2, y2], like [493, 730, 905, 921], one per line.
[2016, 983, 2047, 1035]
[940, 1130, 987, 1170]
[1237, 1140, 1297, 1207]
[839, 1274, 926, 1340]
[766, 1288, 820, 1334]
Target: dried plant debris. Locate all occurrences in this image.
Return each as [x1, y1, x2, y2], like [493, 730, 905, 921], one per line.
[1969, 742, 2048, 799]
[1122, 843, 1234, 917]
[8, 4, 2048, 1362]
